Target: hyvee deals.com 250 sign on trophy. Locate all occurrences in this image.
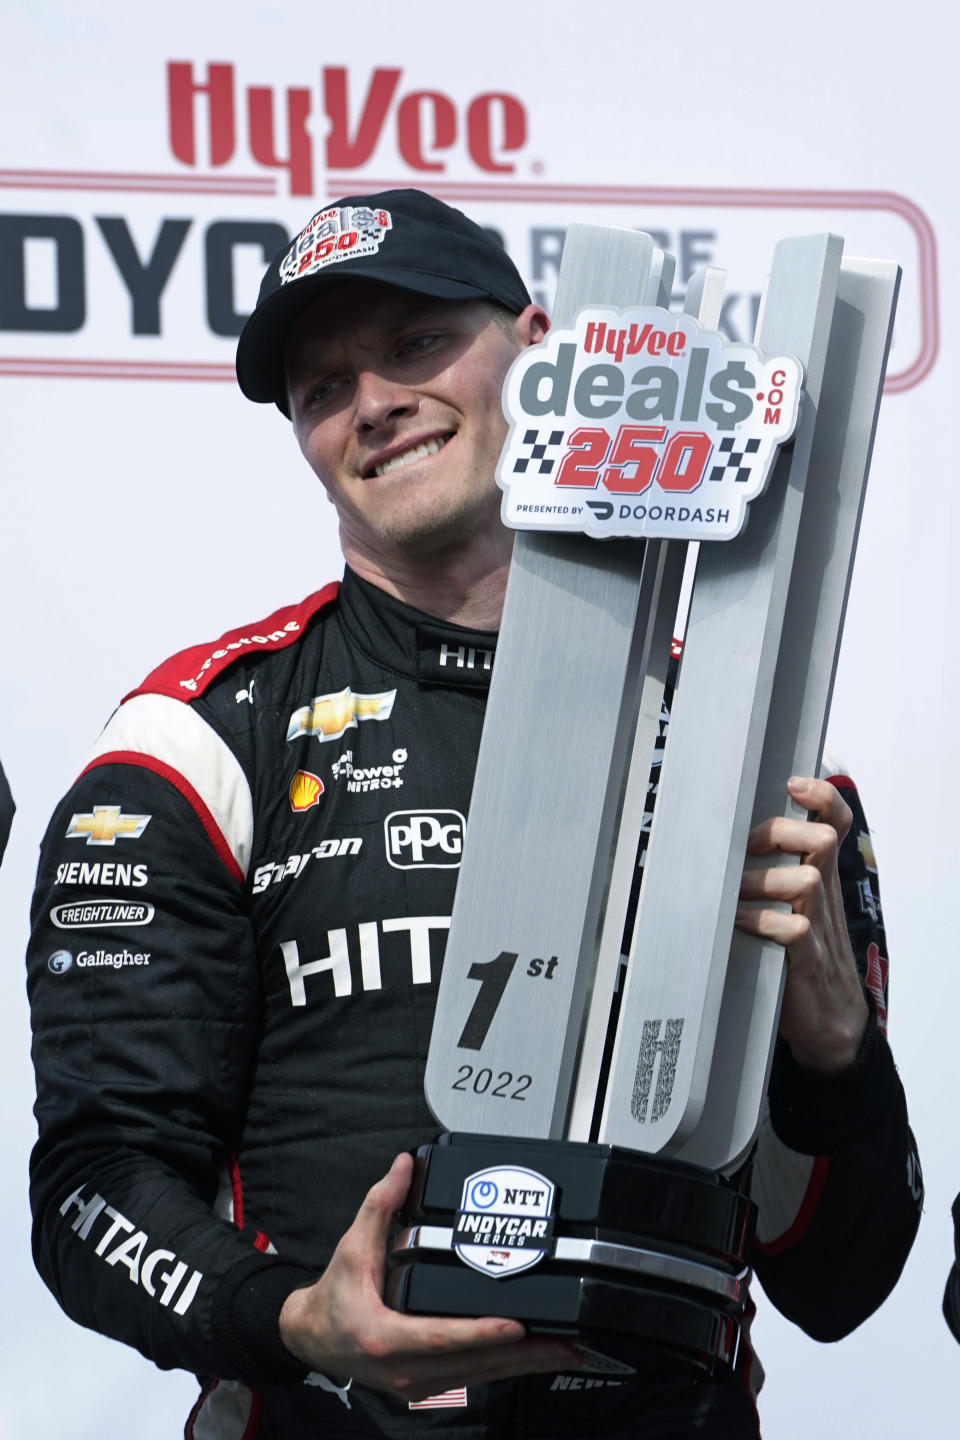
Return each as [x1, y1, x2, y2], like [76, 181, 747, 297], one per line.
[384, 223, 899, 1374]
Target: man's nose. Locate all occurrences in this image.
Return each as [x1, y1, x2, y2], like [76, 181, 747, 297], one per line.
[353, 369, 417, 430]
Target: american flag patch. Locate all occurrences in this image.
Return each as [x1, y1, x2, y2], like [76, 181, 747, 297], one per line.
[409, 1388, 468, 1410]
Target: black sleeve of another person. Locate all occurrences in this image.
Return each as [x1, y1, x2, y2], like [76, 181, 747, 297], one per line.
[943, 1196, 960, 1342]
[0, 759, 13, 866]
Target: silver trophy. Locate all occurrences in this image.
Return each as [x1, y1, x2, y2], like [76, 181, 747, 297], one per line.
[387, 223, 899, 1376]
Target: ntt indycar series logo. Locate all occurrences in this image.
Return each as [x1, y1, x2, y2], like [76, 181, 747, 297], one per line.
[453, 1165, 555, 1278]
[498, 305, 803, 542]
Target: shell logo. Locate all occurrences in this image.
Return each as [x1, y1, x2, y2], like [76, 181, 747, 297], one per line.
[289, 770, 324, 813]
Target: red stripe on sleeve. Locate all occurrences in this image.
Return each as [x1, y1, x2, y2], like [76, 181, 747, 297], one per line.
[230, 1154, 245, 1231]
[824, 774, 857, 791]
[753, 1156, 831, 1257]
[125, 581, 339, 702]
[78, 749, 245, 887]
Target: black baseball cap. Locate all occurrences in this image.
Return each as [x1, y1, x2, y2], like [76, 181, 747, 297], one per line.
[235, 188, 532, 408]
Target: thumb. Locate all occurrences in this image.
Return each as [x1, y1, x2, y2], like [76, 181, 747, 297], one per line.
[351, 1152, 414, 1262]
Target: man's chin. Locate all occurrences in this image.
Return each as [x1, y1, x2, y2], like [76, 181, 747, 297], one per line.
[368, 498, 502, 563]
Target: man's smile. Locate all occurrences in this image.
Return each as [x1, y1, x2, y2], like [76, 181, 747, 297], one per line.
[366, 433, 454, 480]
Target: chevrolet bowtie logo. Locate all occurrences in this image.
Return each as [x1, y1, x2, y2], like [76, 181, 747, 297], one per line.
[286, 687, 397, 744]
[65, 805, 151, 846]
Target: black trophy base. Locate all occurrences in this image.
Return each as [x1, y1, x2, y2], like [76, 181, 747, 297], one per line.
[385, 1133, 756, 1379]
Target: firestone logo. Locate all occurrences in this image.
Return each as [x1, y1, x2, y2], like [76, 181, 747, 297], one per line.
[167, 63, 529, 194]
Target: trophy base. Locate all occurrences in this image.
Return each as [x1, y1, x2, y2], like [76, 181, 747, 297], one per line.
[386, 1133, 755, 1378]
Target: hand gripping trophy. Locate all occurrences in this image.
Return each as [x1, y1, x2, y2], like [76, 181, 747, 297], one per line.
[386, 223, 899, 1377]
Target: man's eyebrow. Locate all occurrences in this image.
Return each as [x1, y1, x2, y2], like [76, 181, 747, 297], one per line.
[373, 300, 464, 329]
[288, 341, 339, 367]
[286, 300, 474, 372]
[397, 299, 459, 319]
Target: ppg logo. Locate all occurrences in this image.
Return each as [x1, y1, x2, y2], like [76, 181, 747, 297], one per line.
[385, 810, 466, 869]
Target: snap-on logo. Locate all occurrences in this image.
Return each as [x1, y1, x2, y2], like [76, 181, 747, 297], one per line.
[385, 810, 465, 869]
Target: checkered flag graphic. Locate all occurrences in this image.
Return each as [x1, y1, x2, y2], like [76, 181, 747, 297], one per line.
[512, 429, 566, 475]
[708, 436, 761, 484]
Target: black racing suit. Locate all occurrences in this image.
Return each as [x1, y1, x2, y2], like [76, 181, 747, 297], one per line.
[28, 568, 922, 1438]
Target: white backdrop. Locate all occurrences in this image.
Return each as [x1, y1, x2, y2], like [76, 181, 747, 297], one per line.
[1, 3, 957, 1435]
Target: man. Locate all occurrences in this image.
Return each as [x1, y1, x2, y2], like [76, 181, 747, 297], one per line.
[28, 190, 921, 1438]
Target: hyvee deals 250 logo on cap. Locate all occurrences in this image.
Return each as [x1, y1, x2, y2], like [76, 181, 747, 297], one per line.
[280, 205, 393, 284]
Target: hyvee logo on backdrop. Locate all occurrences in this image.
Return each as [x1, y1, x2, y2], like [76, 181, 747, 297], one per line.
[0, 60, 529, 360]
[168, 62, 529, 192]
[0, 58, 935, 396]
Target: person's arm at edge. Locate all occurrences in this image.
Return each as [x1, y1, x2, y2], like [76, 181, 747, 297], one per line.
[0, 757, 13, 864]
[737, 775, 922, 1339]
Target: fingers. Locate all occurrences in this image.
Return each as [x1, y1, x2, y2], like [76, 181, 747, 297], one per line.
[745, 815, 838, 866]
[737, 779, 833, 958]
[348, 1156, 527, 1342]
[335, 1152, 413, 1306]
[745, 778, 851, 878]
[739, 862, 822, 905]
[388, 1334, 581, 1403]
[739, 775, 852, 923]
[735, 776, 868, 1072]
[353, 1153, 413, 1251]
[371, 1306, 527, 1357]
[786, 775, 853, 842]
[320, 1271, 571, 1400]
[281, 1153, 583, 1400]
[735, 898, 813, 951]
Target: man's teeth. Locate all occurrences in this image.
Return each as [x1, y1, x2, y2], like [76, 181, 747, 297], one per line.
[373, 435, 449, 478]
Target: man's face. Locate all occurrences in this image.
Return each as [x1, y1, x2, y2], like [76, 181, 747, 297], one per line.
[285, 280, 547, 568]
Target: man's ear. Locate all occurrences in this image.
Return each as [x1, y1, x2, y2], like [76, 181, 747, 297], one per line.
[515, 303, 550, 348]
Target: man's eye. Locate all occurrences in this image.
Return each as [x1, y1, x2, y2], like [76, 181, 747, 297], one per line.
[304, 378, 337, 406]
[397, 333, 440, 357]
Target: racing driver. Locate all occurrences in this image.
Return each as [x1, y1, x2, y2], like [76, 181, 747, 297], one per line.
[27, 189, 922, 1438]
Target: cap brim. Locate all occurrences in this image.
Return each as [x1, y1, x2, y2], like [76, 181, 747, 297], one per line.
[235, 265, 499, 406]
